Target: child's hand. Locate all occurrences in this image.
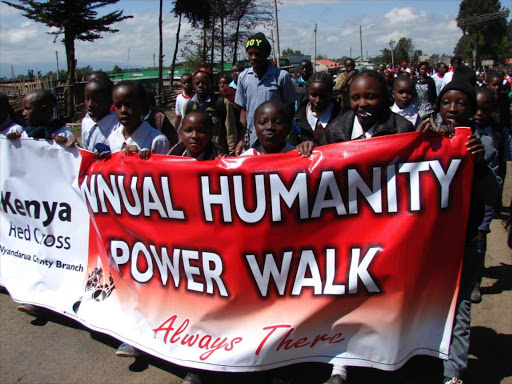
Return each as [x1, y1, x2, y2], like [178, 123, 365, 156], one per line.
[216, 154, 228, 159]
[466, 135, 485, 164]
[6, 132, 21, 140]
[124, 145, 139, 156]
[416, 116, 454, 138]
[296, 141, 314, 157]
[52, 134, 68, 145]
[235, 140, 245, 156]
[138, 149, 151, 160]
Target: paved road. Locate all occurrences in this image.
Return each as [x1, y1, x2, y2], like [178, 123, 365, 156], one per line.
[1, 165, 511, 384]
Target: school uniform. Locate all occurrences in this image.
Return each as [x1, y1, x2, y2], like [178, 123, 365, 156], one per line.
[241, 141, 295, 156]
[184, 93, 238, 156]
[22, 119, 74, 140]
[168, 141, 223, 160]
[289, 100, 343, 146]
[175, 92, 193, 122]
[235, 63, 296, 147]
[432, 73, 445, 95]
[391, 102, 420, 128]
[107, 120, 170, 154]
[323, 109, 414, 144]
[81, 111, 118, 151]
[0, 115, 23, 136]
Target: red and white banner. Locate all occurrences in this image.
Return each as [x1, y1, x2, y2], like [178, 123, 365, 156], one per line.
[1, 130, 474, 372]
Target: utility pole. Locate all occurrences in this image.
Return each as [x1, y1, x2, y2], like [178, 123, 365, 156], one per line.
[157, 0, 163, 99]
[359, 25, 363, 65]
[273, 0, 281, 68]
[389, 40, 395, 68]
[313, 24, 317, 73]
[55, 51, 60, 82]
[270, 29, 276, 62]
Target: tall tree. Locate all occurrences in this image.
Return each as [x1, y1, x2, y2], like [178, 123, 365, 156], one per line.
[226, 0, 273, 64]
[393, 37, 415, 65]
[157, 0, 164, 100]
[455, 0, 510, 66]
[2, 0, 132, 118]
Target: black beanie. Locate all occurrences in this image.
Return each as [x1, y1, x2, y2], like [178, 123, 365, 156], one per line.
[437, 80, 477, 114]
[245, 32, 271, 55]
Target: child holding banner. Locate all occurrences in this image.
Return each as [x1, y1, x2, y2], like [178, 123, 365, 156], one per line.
[107, 80, 170, 160]
[242, 100, 295, 155]
[417, 79, 500, 384]
[6, 89, 74, 145]
[0, 92, 23, 136]
[168, 110, 225, 159]
[81, 77, 118, 151]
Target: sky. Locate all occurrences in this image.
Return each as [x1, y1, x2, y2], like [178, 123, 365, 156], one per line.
[0, 0, 510, 78]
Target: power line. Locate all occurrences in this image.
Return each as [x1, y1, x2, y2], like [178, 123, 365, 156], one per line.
[458, 10, 509, 27]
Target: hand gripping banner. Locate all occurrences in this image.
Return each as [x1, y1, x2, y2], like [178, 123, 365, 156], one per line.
[1, 129, 474, 372]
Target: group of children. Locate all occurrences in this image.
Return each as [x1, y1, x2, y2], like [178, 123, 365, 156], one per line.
[1, 30, 511, 384]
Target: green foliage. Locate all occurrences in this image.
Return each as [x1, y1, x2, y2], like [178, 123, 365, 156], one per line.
[455, 0, 510, 65]
[111, 65, 123, 74]
[282, 48, 302, 56]
[394, 37, 414, 65]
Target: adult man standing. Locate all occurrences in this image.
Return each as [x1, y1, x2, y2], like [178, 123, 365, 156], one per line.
[234, 32, 296, 154]
[334, 58, 357, 109]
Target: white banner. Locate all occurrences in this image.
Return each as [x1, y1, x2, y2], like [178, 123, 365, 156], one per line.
[0, 137, 90, 315]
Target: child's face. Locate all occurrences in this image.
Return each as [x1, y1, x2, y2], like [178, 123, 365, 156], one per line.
[180, 113, 213, 157]
[439, 90, 472, 127]
[254, 103, 290, 154]
[438, 64, 447, 76]
[299, 62, 313, 81]
[218, 77, 228, 90]
[113, 85, 143, 131]
[193, 72, 212, 97]
[181, 76, 193, 94]
[418, 64, 428, 78]
[487, 77, 502, 96]
[350, 75, 384, 129]
[308, 81, 331, 114]
[473, 93, 494, 127]
[85, 82, 111, 122]
[392, 79, 414, 109]
[230, 66, 242, 83]
[22, 94, 49, 126]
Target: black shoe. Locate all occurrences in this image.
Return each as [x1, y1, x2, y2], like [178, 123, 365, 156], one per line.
[322, 375, 346, 384]
[182, 372, 202, 384]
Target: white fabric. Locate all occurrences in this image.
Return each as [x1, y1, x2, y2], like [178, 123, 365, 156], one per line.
[0, 117, 23, 136]
[441, 71, 454, 91]
[81, 111, 118, 151]
[107, 120, 170, 154]
[175, 92, 192, 117]
[351, 117, 376, 140]
[391, 102, 420, 127]
[20, 124, 74, 140]
[432, 73, 444, 96]
[306, 102, 334, 131]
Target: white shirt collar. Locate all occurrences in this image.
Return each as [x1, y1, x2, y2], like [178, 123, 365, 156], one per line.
[351, 116, 377, 140]
[391, 102, 417, 117]
[306, 102, 334, 131]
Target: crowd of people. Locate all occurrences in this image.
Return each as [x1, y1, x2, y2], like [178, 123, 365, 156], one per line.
[1, 31, 511, 384]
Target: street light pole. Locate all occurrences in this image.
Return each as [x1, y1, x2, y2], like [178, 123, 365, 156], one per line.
[359, 25, 363, 65]
[273, 0, 281, 68]
[389, 40, 395, 68]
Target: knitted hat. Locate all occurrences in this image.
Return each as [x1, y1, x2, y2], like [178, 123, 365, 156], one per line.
[245, 32, 271, 54]
[437, 80, 477, 114]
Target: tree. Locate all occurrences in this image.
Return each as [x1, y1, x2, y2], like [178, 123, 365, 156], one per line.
[3, 0, 132, 118]
[455, 0, 510, 66]
[393, 37, 415, 65]
[112, 65, 123, 74]
[282, 48, 302, 56]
